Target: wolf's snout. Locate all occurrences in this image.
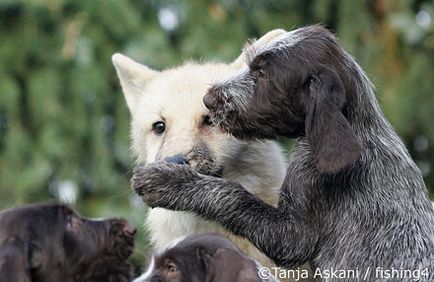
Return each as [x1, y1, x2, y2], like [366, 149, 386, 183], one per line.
[163, 154, 189, 165]
[203, 92, 217, 110]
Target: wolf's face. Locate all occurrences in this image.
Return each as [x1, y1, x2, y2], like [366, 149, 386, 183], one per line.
[112, 57, 250, 177]
[113, 29, 286, 177]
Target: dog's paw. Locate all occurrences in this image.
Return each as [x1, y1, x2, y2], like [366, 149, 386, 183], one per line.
[131, 162, 199, 209]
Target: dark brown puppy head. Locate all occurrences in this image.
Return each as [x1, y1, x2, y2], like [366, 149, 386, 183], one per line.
[204, 25, 364, 174]
[0, 202, 136, 282]
[135, 233, 262, 282]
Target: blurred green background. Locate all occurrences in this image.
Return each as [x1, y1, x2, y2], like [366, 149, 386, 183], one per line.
[0, 0, 433, 272]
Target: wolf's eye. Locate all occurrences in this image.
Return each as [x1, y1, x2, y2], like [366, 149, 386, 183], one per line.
[202, 115, 213, 126]
[152, 121, 166, 134]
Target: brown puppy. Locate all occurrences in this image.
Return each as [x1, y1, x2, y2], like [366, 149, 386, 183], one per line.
[0, 202, 136, 282]
[133, 233, 278, 282]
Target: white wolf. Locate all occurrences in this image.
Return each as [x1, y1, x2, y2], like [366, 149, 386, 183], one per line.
[112, 30, 288, 271]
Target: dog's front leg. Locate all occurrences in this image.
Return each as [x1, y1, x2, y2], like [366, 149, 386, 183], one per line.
[132, 162, 317, 269]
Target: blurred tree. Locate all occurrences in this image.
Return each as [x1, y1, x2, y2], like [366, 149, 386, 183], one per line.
[0, 0, 433, 272]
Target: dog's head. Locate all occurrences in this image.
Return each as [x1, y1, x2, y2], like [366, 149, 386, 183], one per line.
[204, 25, 364, 174]
[112, 29, 286, 177]
[0, 202, 136, 282]
[69, 214, 136, 282]
[134, 233, 263, 282]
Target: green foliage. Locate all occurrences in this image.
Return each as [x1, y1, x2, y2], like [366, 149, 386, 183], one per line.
[0, 0, 433, 272]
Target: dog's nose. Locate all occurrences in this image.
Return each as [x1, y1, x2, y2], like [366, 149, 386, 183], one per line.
[203, 93, 217, 110]
[163, 154, 189, 165]
[122, 223, 137, 237]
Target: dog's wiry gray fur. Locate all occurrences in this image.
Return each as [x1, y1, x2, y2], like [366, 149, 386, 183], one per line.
[132, 26, 434, 281]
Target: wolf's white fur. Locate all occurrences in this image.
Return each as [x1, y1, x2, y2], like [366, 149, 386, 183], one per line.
[112, 30, 290, 273]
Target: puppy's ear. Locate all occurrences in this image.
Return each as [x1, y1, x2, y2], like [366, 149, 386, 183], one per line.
[197, 248, 216, 282]
[231, 29, 286, 69]
[305, 71, 363, 174]
[112, 53, 159, 113]
[0, 237, 31, 282]
[199, 248, 260, 282]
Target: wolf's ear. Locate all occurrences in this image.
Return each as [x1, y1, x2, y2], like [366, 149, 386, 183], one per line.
[231, 29, 286, 69]
[112, 53, 159, 113]
[305, 71, 363, 174]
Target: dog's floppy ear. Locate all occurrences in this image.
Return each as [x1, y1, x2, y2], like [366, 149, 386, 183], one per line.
[0, 237, 31, 282]
[196, 247, 216, 282]
[112, 53, 159, 113]
[198, 248, 260, 282]
[231, 29, 286, 69]
[305, 70, 363, 174]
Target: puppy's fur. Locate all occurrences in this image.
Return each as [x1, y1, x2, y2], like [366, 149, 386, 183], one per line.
[133, 233, 278, 282]
[132, 26, 434, 281]
[0, 202, 136, 282]
[112, 30, 290, 272]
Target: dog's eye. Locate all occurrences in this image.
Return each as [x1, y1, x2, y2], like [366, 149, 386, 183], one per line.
[67, 216, 81, 231]
[202, 115, 213, 126]
[152, 121, 166, 134]
[167, 263, 178, 273]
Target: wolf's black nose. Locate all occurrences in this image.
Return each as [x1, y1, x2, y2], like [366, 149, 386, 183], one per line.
[203, 93, 217, 110]
[163, 154, 189, 165]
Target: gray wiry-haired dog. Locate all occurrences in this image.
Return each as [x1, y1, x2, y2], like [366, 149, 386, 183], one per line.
[132, 26, 434, 281]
